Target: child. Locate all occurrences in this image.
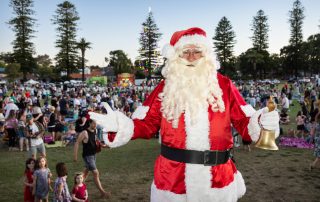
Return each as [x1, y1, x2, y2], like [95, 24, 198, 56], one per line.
[53, 162, 72, 202]
[5, 109, 18, 151]
[295, 111, 307, 137]
[24, 158, 35, 202]
[62, 124, 76, 146]
[72, 172, 88, 202]
[18, 111, 29, 152]
[33, 157, 52, 202]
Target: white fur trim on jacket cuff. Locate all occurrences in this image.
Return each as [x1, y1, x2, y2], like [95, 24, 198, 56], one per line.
[131, 106, 150, 120]
[247, 108, 263, 142]
[240, 104, 256, 117]
[105, 111, 134, 148]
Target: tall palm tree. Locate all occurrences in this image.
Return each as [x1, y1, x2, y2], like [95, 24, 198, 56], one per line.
[77, 38, 92, 82]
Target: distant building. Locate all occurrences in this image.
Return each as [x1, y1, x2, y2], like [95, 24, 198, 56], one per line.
[117, 73, 134, 87]
[70, 67, 103, 80]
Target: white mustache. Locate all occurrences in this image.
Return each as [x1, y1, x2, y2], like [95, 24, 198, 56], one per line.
[178, 57, 204, 67]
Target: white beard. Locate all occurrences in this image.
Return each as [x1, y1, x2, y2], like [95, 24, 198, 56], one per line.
[159, 57, 225, 128]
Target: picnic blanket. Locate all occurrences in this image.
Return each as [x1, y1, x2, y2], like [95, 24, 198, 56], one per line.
[45, 141, 65, 148]
[279, 137, 314, 149]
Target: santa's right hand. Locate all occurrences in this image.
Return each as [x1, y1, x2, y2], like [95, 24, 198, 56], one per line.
[89, 102, 118, 132]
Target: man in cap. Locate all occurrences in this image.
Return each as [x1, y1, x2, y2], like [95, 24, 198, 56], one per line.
[26, 114, 46, 159]
[90, 27, 279, 201]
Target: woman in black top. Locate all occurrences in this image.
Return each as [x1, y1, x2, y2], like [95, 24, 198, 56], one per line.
[73, 119, 110, 198]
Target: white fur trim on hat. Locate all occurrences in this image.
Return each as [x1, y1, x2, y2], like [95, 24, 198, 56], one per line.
[105, 111, 134, 148]
[174, 34, 212, 51]
[131, 106, 150, 120]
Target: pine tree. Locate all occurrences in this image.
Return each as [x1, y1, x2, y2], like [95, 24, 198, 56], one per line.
[138, 10, 162, 79]
[52, 1, 80, 79]
[8, 0, 37, 80]
[251, 10, 269, 51]
[213, 16, 236, 64]
[289, 0, 305, 47]
[288, 0, 305, 75]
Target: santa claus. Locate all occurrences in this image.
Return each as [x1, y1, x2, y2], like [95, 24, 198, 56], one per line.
[89, 27, 279, 202]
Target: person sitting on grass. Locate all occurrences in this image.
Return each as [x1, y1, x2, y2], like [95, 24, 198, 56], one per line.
[280, 109, 290, 125]
[62, 124, 76, 146]
[295, 111, 307, 137]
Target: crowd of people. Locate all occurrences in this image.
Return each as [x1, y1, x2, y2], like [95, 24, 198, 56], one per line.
[0, 74, 320, 200]
[235, 77, 320, 170]
[0, 80, 157, 201]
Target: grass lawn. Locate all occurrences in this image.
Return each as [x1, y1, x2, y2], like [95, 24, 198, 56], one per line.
[0, 97, 319, 201]
[0, 138, 319, 201]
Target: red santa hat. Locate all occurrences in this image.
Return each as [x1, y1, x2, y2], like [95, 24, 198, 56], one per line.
[162, 27, 220, 70]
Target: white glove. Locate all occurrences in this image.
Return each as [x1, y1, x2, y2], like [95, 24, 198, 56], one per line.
[260, 108, 280, 131]
[248, 107, 280, 142]
[89, 102, 118, 132]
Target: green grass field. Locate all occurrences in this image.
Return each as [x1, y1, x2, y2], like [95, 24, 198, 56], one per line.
[0, 138, 319, 201]
[0, 97, 319, 201]
[0, 139, 158, 201]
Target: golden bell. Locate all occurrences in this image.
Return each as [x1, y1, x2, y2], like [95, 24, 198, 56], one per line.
[254, 95, 279, 150]
[255, 128, 279, 150]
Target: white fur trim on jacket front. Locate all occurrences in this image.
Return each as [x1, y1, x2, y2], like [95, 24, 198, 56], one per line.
[150, 107, 246, 201]
[131, 106, 150, 120]
[105, 111, 134, 148]
[150, 171, 246, 202]
[240, 104, 256, 117]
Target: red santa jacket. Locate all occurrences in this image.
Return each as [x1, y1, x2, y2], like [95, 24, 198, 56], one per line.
[129, 73, 252, 201]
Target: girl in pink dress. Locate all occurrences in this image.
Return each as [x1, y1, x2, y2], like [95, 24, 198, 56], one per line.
[72, 172, 88, 202]
[24, 158, 35, 202]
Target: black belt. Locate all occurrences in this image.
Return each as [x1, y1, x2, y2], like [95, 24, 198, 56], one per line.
[161, 144, 231, 166]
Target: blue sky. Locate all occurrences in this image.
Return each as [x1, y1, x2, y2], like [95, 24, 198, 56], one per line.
[0, 0, 319, 66]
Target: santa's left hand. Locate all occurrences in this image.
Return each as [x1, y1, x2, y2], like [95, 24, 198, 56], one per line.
[259, 107, 280, 131]
[89, 102, 118, 132]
